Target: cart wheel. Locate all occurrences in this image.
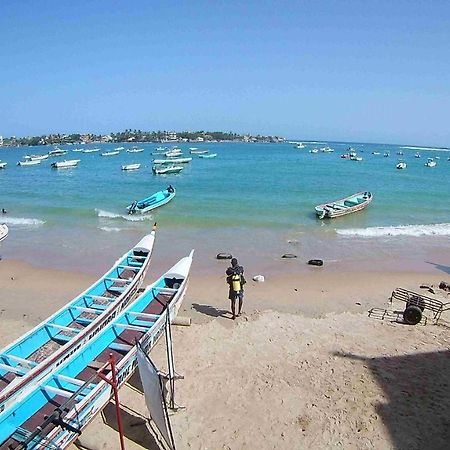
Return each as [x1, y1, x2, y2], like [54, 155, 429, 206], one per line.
[408, 296, 426, 311]
[403, 305, 422, 325]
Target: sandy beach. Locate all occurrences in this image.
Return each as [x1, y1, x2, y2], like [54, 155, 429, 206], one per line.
[1, 256, 449, 449]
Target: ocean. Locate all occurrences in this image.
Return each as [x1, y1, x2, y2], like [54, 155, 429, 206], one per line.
[0, 141, 449, 275]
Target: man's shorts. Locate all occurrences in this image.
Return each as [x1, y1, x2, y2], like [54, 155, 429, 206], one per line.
[231, 291, 243, 301]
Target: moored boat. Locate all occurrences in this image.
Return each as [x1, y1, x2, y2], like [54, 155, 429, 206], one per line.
[82, 149, 99, 153]
[189, 149, 209, 154]
[115, 147, 125, 151]
[48, 149, 68, 157]
[17, 160, 41, 166]
[121, 163, 141, 171]
[153, 157, 192, 164]
[127, 187, 175, 214]
[51, 159, 81, 169]
[0, 229, 156, 414]
[0, 162, 7, 169]
[0, 224, 8, 242]
[198, 153, 217, 159]
[415, 152, 421, 158]
[126, 148, 144, 153]
[101, 150, 120, 157]
[425, 158, 437, 167]
[152, 164, 184, 174]
[383, 152, 390, 157]
[315, 191, 373, 219]
[25, 154, 49, 161]
[0, 250, 193, 449]
[396, 160, 407, 170]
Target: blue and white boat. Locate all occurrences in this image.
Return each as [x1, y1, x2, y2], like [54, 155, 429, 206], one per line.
[315, 191, 373, 219]
[0, 250, 194, 449]
[198, 153, 217, 159]
[0, 229, 156, 414]
[127, 187, 176, 214]
[0, 224, 8, 243]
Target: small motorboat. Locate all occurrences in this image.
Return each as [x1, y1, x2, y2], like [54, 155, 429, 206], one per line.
[425, 158, 437, 167]
[315, 191, 373, 219]
[0, 224, 8, 242]
[127, 186, 176, 214]
[415, 152, 421, 158]
[17, 159, 41, 166]
[165, 150, 183, 157]
[82, 148, 99, 153]
[122, 163, 141, 171]
[51, 159, 81, 169]
[383, 152, 390, 157]
[309, 149, 319, 154]
[152, 165, 184, 174]
[101, 150, 120, 156]
[115, 146, 125, 151]
[397, 151, 404, 155]
[25, 154, 49, 161]
[372, 152, 381, 155]
[0, 162, 7, 169]
[190, 149, 209, 154]
[198, 153, 217, 159]
[396, 160, 407, 170]
[48, 149, 68, 157]
[350, 155, 363, 161]
[126, 148, 144, 153]
[153, 157, 192, 164]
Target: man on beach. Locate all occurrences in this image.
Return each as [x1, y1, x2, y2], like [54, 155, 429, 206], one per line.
[226, 257, 246, 320]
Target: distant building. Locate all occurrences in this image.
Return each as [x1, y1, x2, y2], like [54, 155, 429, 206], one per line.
[195, 136, 204, 142]
[167, 131, 177, 141]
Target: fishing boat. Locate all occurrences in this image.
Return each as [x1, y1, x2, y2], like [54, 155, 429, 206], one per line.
[425, 158, 437, 167]
[152, 165, 184, 174]
[121, 163, 141, 171]
[165, 150, 182, 157]
[415, 152, 421, 158]
[397, 151, 404, 156]
[155, 146, 166, 151]
[115, 147, 125, 151]
[48, 149, 68, 157]
[383, 152, 390, 157]
[315, 191, 373, 219]
[82, 149, 99, 154]
[198, 153, 217, 159]
[372, 152, 381, 155]
[153, 157, 192, 164]
[0, 229, 156, 414]
[0, 224, 8, 242]
[17, 160, 41, 166]
[72, 148, 83, 153]
[190, 149, 209, 154]
[126, 148, 144, 153]
[396, 160, 407, 170]
[51, 159, 81, 169]
[101, 150, 120, 157]
[0, 250, 193, 449]
[309, 149, 319, 154]
[0, 162, 7, 169]
[127, 187, 175, 214]
[340, 153, 351, 159]
[295, 143, 306, 149]
[350, 155, 363, 161]
[320, 147, 334, 153]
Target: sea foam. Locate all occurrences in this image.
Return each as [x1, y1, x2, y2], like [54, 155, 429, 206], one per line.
[96, 209, 153, 222]
[1, 217, 45, 227]
[337, 223, 450, 237]
[99, 226, 122, 232]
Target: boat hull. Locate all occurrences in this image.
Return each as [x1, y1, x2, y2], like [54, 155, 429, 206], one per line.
[315, 192, 373, 219]
[127, 189, 176, 214]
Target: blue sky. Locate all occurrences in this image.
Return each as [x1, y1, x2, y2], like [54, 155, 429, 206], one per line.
[1, 0, 449, 145]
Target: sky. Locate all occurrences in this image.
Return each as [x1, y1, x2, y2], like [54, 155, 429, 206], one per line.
[1, 0, 449, 145]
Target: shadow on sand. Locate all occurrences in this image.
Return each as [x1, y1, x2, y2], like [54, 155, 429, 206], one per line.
[425, 261, 450, 275]
[334, 349, 450, 450]
[192, 302, 232, 319]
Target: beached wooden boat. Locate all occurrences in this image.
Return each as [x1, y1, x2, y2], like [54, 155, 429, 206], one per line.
[153, 157, 192, 164]
[152, 165, 184, 175]
[0, 229, 156, 414]
[315, 191, 373, 219]
[121, 163, 141, 171]
[0, 162, 7, 169]
[0, 224, 8, 243]
[51, 159, 81, 169]
[0, 250, 194, 449]
[127, 187, 175, 214]
[101, 150, 120, 157]
[198, 153, 217, 159]
[17, 160, 41, 166]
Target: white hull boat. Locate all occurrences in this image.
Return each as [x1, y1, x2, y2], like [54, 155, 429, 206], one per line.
[122, 163, 141, 171]
[18, 160, 41, 166]
[101, 151, 120, 156]
[0, 224, 8, 243]
[0, 162, 7, 169]
[51, 159, 81, 169]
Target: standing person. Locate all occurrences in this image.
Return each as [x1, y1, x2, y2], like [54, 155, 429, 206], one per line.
[226, 257, 246, 320]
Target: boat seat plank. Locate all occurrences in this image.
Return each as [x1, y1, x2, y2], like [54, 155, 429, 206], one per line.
[108, 342, 134, 352]
[0, 353, 38, 367]
[0, 362, 29, 375]
[74, 317, 94, 325]
[71, 306, 103, 314]
[105, 277, 133, 284]
[46, 323, 81, 333]
[126, 311, 161, 320]
[115, 323, 151, 333]
[43, 385, 84, 399]
[55, 374, 96, 388]
[118, 265, 140, 271]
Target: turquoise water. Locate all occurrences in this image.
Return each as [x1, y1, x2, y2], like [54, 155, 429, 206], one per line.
[0, 141, 449, 274]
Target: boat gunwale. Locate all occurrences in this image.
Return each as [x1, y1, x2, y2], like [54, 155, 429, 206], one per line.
[315, 191, 373, 218]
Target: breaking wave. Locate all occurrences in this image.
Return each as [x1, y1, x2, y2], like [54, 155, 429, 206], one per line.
[99, 226, 122, 232]
[1, 217, 45, 227]
[96, 209, 153, 222]
[337, 223, 450, 237]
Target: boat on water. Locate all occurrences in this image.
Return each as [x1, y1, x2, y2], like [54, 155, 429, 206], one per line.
[165, 150, 183, 157]
[190, 149, 209, 154]
[48, 149, 68, 157]
[320, 147, 334, 153]
[415, 152, 421, 158]
[0, 162, 7, 169]
[153, 157, 192, 164]
[0, 229, 156, 414]
[425, 158, 437, 167]
[127, 187, 176, 214]
[383, 152, 390, 157]
[350, 155, 363, 161]
[72, 148, 83, 153]
[25, 154, 49, 161]
[340, 153, 351, 159]
[309, 149, 319, 154]
[121, 163, 141, 171]
[397, 151, 404, 155]
[198, 153, 217, 159]
[51, 159, 81, 169]
[372, 152, 381, 155]
[115, 147, 125, 151]
[101, 150, 120, 157]
[155, 146, 166, 151]
[152, 165, 184, 174]
[315, 191, 373, 219]
[127, 148, 144, 153]
[396, 160, 407, 170]
[82, 149, 99, 154]
[295, 143, 306, 149]
[0, 250, 193, 449]
[17, 160, 41, 166]
[0, 224, 8, 242]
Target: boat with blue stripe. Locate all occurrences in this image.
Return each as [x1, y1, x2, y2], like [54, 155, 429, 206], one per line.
[0, 250, 194, 449]
[127, 186, 176, 214]
[0, 227, 156, 415]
